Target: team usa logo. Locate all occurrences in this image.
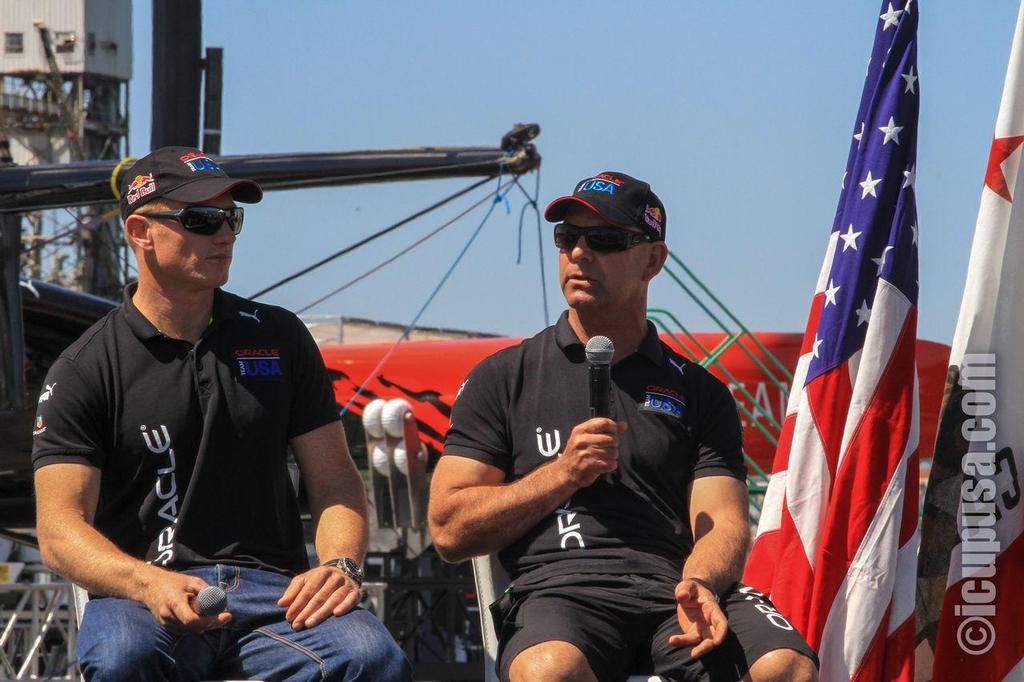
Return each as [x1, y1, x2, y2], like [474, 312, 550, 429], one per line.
[644, 206, 663, 236]
[125, 174, 157, 205]
[235, 347, 283, 377]
[578, 173, 623, 196]
[640, 385, 685, 419]
[180, 151, 224, 174]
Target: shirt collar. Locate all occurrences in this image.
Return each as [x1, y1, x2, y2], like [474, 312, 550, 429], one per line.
[210, 288, 239, 328]
[636, 320, 664, 365]
[122, 282, 237, 341]
[122, 282, 162, 341]
[554, 310, 664, 365]
[554, 310, 580, 353]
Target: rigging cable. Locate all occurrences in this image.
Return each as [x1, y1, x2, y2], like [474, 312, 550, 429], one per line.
[23, 207, 137, 286]
[249, 175, 495, 300]
[21, 206, 120, 254]
[338, 168, 511, 418]
[511, 169, 549, 327]
[295, 176, 517, 314]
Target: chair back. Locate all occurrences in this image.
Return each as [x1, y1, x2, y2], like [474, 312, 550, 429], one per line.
[71, 583, 90, 627]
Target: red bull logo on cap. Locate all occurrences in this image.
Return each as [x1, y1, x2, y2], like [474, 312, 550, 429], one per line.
[180, 151, 223, 174]
[125, 174, 156, 205]
[644, 206, 663, 236]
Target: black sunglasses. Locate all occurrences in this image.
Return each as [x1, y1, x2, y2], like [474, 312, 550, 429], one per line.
[142, 206, 244, 236]
[553, 223, 652, 253]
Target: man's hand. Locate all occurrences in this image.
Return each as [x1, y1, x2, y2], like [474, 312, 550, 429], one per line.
[667, 578, 728, 658]
[555, 418, 628, 488]
[137, 568, 232, 635]
[277, 565, 361, 631]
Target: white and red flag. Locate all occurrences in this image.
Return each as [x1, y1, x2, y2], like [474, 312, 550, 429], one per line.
[744, 2, 920, 680]
[914, 3, 1024, 680]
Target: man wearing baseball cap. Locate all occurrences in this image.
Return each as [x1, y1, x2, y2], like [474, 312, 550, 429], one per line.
[33, 147, 411, 681]
[430, 172, 817, 681]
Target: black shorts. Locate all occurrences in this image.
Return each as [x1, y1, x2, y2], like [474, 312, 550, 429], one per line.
[494, 574, 818, 682]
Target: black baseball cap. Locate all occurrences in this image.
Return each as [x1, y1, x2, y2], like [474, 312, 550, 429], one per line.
[544, 171, 666, 241]
[119, 146, 263, 219]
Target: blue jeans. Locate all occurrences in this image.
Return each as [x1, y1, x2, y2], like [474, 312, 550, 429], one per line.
[77, 565, 412, 682]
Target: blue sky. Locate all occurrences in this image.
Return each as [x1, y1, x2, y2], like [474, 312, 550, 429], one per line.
[127, 1, 1018, 342]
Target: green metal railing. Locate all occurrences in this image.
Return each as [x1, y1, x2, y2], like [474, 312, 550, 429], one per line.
[648, 252, 797, 517]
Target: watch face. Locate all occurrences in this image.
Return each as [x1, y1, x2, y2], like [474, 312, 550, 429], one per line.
[341, 558, 363, 584]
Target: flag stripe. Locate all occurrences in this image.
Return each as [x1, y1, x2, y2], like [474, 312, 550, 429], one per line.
[755, 470, 787, 538]
[890, 526, 920, 637]
[809, 308, 917, 639]
[785, 392, 833, 568]
[839, 280, 913, 461]
[816, 317, 919, 674]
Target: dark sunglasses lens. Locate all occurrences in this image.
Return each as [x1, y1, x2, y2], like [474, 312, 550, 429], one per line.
[584, 228, 630, 252]
[225, 207, 243, 235]
[554, 224, 635, 252]
[180, 207, 243, 235]
[179, 207, 223, 234]
[553, 224, 581, 249]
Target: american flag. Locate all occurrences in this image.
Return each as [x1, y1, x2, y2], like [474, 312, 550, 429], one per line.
[744, 2, 920, 680]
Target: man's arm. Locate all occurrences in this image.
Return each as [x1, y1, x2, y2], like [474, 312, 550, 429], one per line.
[428, 418, 626, 563]
[682, 474, 751, 592]
[278, 420, 368, 631]
[668, 475, 750, 657]
[34, 463, 230, 633]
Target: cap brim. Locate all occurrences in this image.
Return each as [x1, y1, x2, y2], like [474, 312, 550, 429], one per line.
[163, 177, 264, 205]
[543, 196, 631, 227]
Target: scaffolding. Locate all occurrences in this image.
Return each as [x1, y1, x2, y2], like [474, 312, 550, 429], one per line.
[1, 0, 132, 299]
[0, 579, 77, 680]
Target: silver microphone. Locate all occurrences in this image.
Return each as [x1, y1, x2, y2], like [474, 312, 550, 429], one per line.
[585, 335, 615, 418]
[193, 585, 228, 616]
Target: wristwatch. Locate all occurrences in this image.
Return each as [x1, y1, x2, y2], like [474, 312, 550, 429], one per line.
[685, 576, 720, 603]
[322, 558, 364, 587]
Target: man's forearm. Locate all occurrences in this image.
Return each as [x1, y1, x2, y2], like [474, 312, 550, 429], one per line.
[308, 461, 370, 564]
[313, 503, 369, 564]
[430, 461, 579, 563]
[681, 525, 750, 595]
[39, 512, 164, 601]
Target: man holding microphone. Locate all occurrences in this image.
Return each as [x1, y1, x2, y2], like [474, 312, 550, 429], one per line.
[429, 172, 817, 681]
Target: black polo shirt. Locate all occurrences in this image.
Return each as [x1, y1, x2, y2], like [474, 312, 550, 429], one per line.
[443, 311, 746, 586]
[31, 284, 341, 576]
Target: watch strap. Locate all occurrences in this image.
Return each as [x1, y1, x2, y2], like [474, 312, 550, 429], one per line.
[321, 558, 364, 587]
[685, 576, 720, 603]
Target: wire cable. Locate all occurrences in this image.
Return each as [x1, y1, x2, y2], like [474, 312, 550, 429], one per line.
[512, 170, 549, 326]
[249, 175, 495, 300]
[296, 177, 517, 314]
[21, 207, 120, 254]
[338, 168, 509, 417]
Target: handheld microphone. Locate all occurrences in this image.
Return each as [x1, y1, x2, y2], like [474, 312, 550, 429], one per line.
[193, 585, 228, 616]
[585, 336, 615, 484]
[585, 336, 614, 418]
